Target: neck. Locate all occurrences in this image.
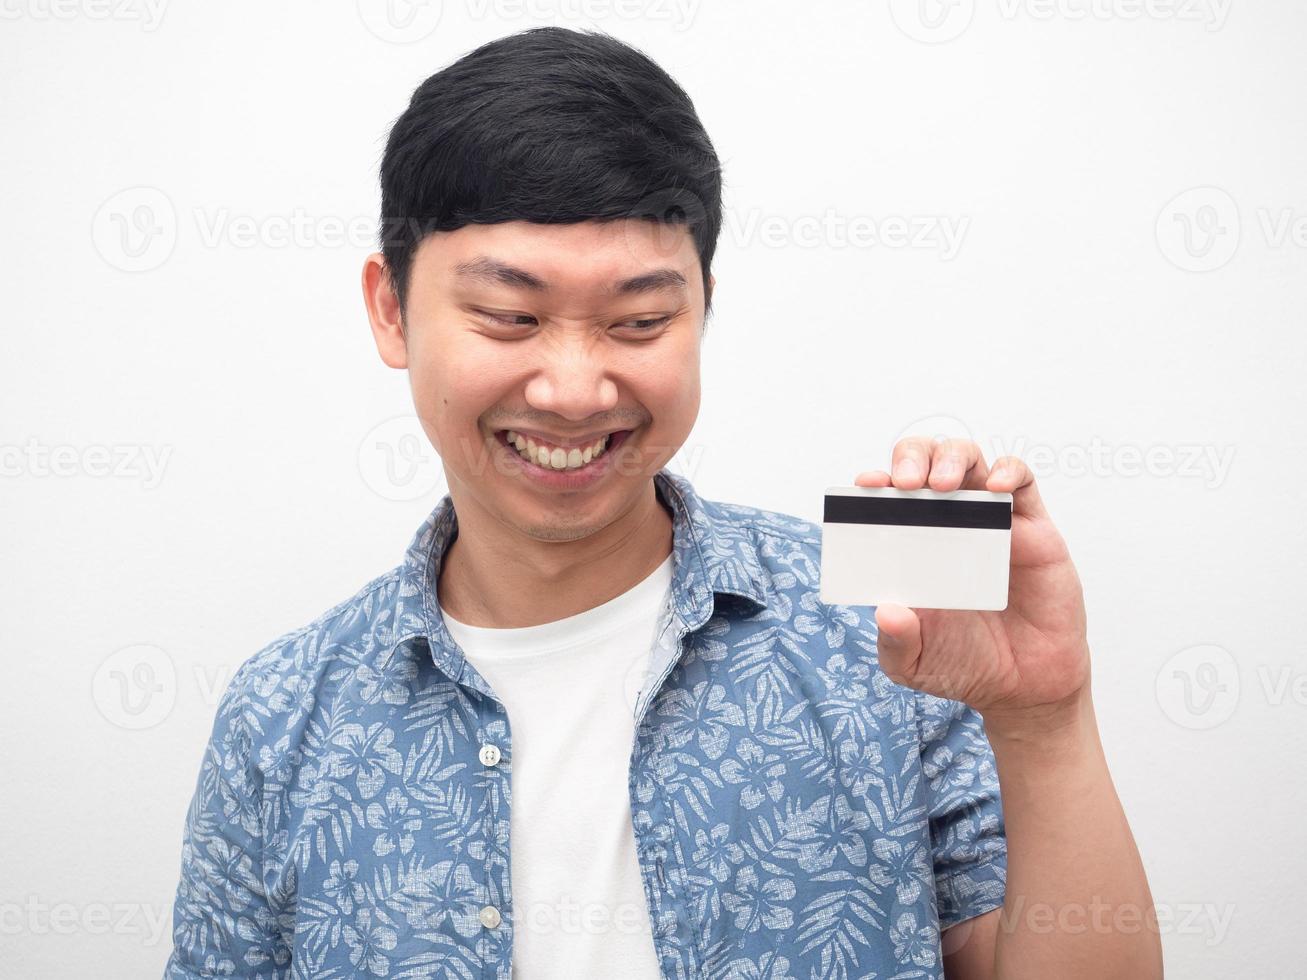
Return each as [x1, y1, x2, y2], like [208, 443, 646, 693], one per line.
[436, 478, 674, 628]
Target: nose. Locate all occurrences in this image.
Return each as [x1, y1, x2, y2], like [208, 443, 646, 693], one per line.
[522, 328, 620, 422]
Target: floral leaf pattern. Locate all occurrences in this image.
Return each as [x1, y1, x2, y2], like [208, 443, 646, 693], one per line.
[164, 470, 1006, 979]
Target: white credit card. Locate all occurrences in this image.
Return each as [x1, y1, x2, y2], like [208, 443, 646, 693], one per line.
[819, 486, 1013, 610]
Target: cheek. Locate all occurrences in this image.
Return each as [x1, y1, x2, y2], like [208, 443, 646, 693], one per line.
[635, 339, 700, 424]
[404, 333, 502, 444]
[635, 344, 699, 468]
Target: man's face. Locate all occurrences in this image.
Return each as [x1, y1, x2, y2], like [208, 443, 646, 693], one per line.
[383, 218, 707, 542]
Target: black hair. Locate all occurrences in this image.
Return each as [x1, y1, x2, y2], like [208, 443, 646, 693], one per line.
[378, 26, 723, 319]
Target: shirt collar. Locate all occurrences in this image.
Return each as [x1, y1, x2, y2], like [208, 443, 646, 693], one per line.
[389, 469, 771, 684]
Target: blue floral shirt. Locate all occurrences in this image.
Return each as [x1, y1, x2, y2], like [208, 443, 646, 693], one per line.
[165, 469, 1007, 979]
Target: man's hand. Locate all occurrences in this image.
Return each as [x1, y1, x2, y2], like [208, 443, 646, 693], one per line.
[855, 437, 1090, 737]
[860, 437, 1162, 980]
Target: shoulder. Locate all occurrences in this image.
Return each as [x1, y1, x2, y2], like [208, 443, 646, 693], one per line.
[214, 566, 409, 732]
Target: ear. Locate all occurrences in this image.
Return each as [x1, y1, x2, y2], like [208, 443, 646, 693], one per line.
[362, 253, 408, 369]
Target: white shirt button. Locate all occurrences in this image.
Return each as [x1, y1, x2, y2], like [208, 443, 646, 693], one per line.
[478, 744, 501, 766]
[479, 905, 502, 929]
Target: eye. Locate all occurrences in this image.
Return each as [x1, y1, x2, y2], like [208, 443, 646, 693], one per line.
[476, 310, 537, 328]
[616, 316, 671, 331]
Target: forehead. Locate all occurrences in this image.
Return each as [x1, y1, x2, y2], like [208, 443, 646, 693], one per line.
[410, 218, 701, 296]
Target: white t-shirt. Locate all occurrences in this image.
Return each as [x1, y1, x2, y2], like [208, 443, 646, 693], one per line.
[440, 553, 674, 980]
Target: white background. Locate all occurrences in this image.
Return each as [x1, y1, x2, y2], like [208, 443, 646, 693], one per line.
[2, 1, 1304, 977]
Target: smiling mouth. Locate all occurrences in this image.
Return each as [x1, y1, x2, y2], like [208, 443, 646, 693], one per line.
[495, 428, 633, 472]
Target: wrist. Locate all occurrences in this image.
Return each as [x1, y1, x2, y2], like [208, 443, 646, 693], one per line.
[981, 682, 1096, 750]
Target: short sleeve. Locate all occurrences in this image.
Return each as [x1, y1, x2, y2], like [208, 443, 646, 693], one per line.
[914, 689, 1008, 929]
[163, 663, 289, 979]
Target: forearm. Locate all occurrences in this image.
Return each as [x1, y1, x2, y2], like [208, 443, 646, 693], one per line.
[984, 686, 1163, 980]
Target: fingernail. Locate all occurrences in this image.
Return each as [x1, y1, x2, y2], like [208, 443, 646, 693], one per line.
[894, 459, 920, 483]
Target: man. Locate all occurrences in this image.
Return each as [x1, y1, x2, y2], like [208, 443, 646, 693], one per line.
[164, 26, 1161, 980]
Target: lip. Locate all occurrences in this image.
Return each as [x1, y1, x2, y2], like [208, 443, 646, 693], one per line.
[493, 428, 634, 490]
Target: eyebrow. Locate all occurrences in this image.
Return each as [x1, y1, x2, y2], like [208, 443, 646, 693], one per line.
[452, 257, 688, 296]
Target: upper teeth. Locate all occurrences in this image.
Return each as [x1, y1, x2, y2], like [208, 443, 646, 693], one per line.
[505, 430, 611, 470]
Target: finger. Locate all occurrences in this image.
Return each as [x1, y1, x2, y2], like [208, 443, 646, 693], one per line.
[874, 602, 922, 685]
[890, 437, 935, 489]
[927, 439, 990, 492]
[853, 469, 892, 487]
[961, 449, 992, 491]
[985, 455, 1049, 521]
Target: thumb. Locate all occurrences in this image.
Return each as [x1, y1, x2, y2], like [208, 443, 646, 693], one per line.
[874, 602, 922, 687]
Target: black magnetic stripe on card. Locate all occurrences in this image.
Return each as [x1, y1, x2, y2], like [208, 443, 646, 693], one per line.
[823, 495, 1012, 530]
